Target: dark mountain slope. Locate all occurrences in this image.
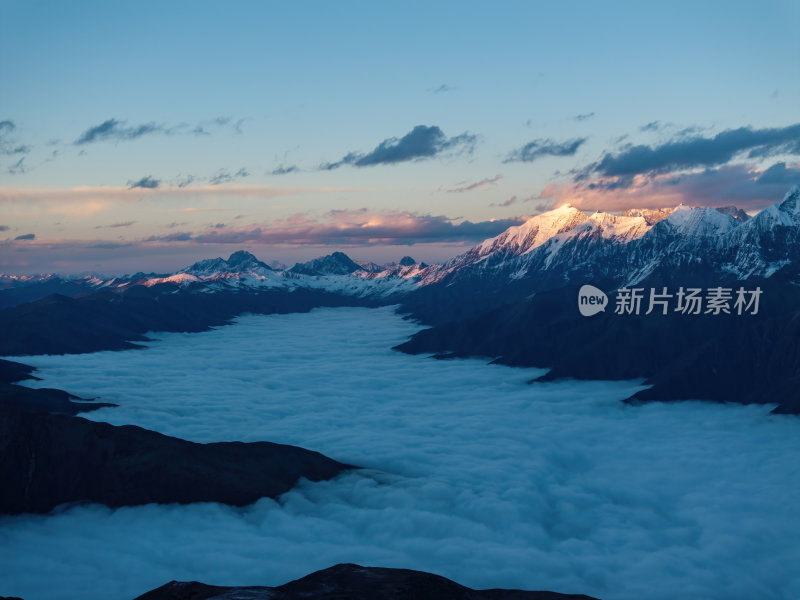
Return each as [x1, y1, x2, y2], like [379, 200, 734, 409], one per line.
[135, 563, 599, 600]
[0, 358, 115, 415]
[0, 406, 353, 515]
[396, 276, 800, 414]
[0, 285, 377, 356]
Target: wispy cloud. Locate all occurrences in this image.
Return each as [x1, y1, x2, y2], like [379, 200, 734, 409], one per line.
[128, 175, 160, 189]
[192, 117, 246, 136]
[270, 165, 299, 176]
[504, 137, 587, 163]
[176, 175, 195, 188]
[640, 120, 665, 132]
[94, 221, 136, 229]
[0, 184, 365, 217]
[489, 194, 539, 208]
[6, 156, 28, 175]
[75, 119, 162, 145]
[573, 112, 595, 122]
[74, 116, 246, 145]
[322, 125, 478, 170]
[0, 120, 31, 156]
[490, 195, 519, 208]
[431, 84, 456, 93]
[447, 174, 503, 193]
[209, 168, 249, 185]
[14, 233, 35, 240]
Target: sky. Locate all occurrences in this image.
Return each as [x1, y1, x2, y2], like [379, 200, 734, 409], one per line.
[1, 0, 799, 274]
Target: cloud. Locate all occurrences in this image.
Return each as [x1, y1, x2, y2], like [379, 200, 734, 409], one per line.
[640, 121, 664, 132]
[144, 231, 194, 243]
[447, 174, 503, 193]
[756, 161, 800, 186]
[504, 137, 587, 163]
[0, 120, 30, 156]
[141, 210, 525, 247]
[176, 175, 195, 188]
[431, 84, 456, 93]
[4, 308, 799, 600]
[539, 162, 797, 212]
[192, 117, 246, 136]
[6, 156, 27, 175]
[14, 233, 35, 240]
[0, 225, 8, 231]
[322, 125, 478, 169]
[586, 122, 800, 178]
[489, 194, 540, 208]
[128, 175, 160, 189]
[490, 196, 518, 207]
[74, 116, 246, 145]
[209, 168, 249, 186]
[573, 112, 595, 121]
[86, 241, 135, 250]
[94, 221, 136, 229]
[270, 165, 299, 176]
[75, 119, 162, 145]
[0, 185, 364, 219]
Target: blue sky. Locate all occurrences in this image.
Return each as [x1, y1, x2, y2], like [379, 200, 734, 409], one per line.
[1, 0, 799, 273]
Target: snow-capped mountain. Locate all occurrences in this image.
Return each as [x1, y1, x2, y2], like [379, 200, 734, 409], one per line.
[723, 185, 800, 278]
[425, 187, 800, 291]
[621, 207, 675, 225]
[182, 249, 273, 276]
[3, 188, 799, 312]
[289, 251, 364, 276]
[424, 205, 589, 283]
[143, 250, 433, 299]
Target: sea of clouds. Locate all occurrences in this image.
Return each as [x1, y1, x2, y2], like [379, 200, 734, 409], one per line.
[1, 306, 799, 600]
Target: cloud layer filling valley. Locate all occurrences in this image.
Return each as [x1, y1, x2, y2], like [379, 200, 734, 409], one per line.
[1, 307, 799, 600]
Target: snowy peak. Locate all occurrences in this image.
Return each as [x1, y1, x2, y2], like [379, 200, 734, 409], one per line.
[226, 250, 273, 272]
[581, 212, 650, 242]
[183, 251, 273, 276]
[778, 185, 800, 221]
[621, 207, 675, 226]
[290, 251, 364, 276]
[143, 273, 201, 287]
[738, 186, 800, 232]
[658, 205, 738, 237]
[477, 205, 590, 258]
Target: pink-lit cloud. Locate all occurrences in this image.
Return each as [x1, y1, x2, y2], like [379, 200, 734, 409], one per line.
[0, 184, 366, 219]
[0, 210, 528, 274]
[144, 209, 525, 247]
[539, 162, 800, 212]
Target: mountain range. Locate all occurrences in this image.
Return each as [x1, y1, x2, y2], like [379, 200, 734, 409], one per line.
[5, 187, 798, 307]
[2, 186, 800, 414]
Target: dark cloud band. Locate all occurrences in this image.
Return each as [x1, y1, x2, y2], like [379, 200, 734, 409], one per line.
[588, 123, 800, 178]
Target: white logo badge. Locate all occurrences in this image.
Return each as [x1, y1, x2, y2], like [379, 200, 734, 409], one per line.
[578, 284, 608, 317]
